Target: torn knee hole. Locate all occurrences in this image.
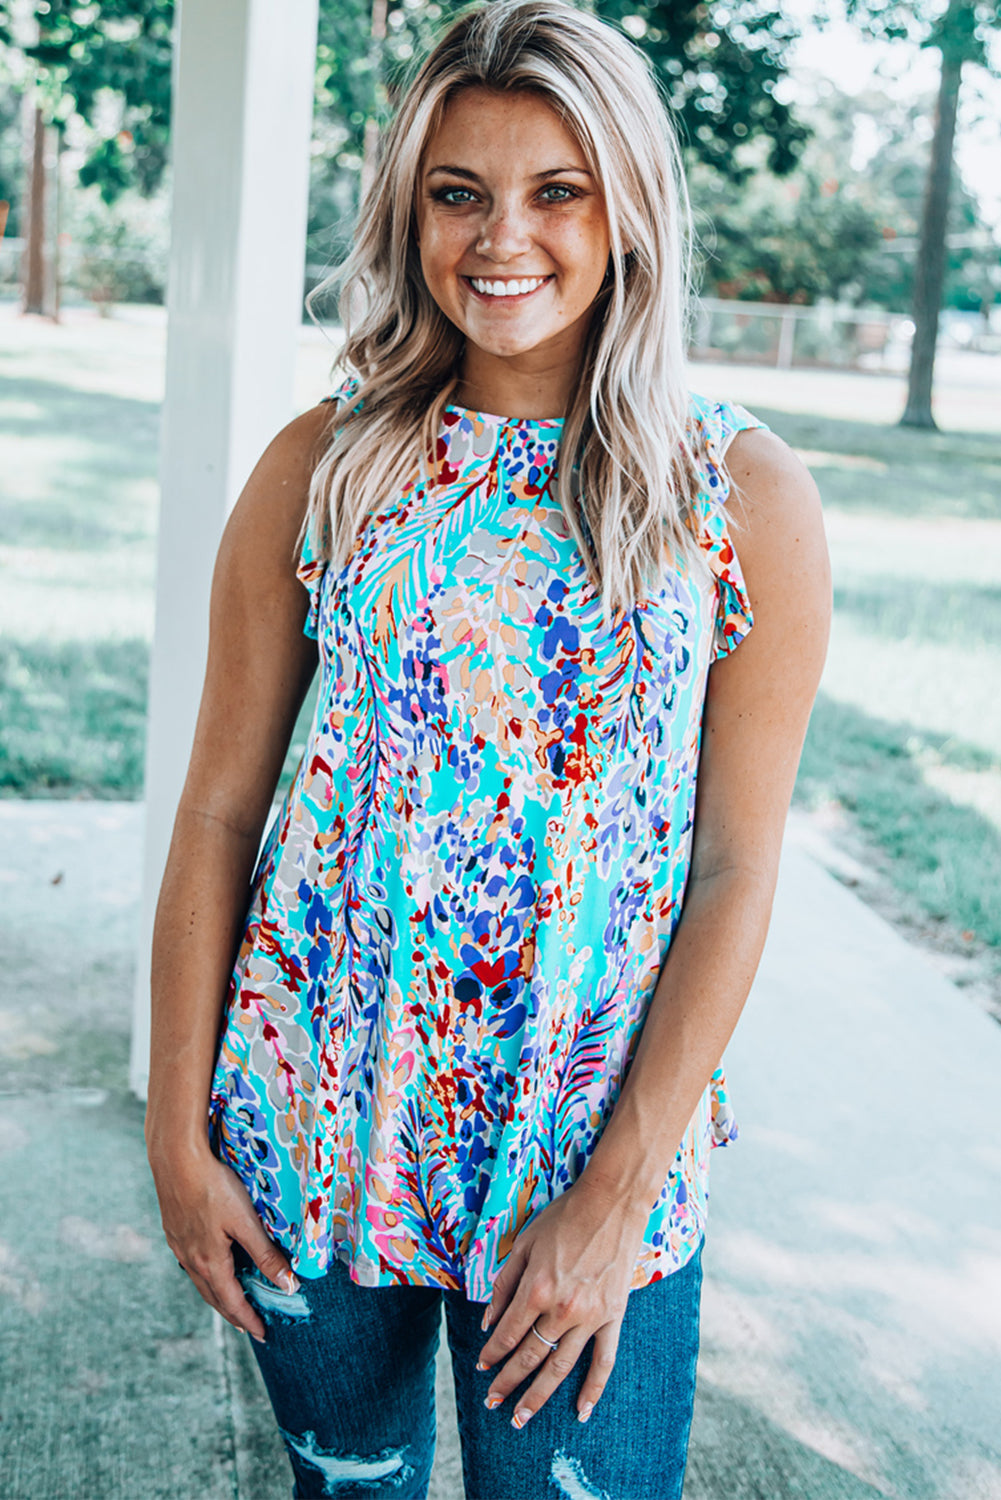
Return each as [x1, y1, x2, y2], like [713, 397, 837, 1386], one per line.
[239, 1272, 311, 1323]
[550, 1448, 611, 1500]
[280, 1429, 416, 1493]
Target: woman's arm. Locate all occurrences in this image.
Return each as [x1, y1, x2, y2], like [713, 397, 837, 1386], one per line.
[582, 425, 832, 1207]
[476, 427, 832, 1422]
[144, 403, 330, 1338]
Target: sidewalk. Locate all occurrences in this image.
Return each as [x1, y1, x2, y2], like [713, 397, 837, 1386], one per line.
[0, 801, 998, 1499]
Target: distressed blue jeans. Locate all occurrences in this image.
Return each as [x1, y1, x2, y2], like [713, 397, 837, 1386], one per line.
[233, 1235, 703, 1500]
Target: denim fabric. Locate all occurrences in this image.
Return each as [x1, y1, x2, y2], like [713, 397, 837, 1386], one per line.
[233, 1237, 703, 1500]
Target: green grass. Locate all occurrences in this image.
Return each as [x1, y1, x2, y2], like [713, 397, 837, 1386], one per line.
[750, 406, 1001, 520]
[832, 578, 1001, 652]
[0, 638, 316, 801]
[797, 695, 1001, 951]
[759, 404, 1001, 974]
[0, 639, 148, 797]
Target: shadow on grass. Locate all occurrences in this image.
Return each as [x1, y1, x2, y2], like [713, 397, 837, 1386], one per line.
[0, 373, 160, 550]
[750, 406, 1001, 521]
[0, 372, 160, 443]
[833, 577, 1001, 655]
[797, 691, 1001, 948]
[0, 638, 318, 802]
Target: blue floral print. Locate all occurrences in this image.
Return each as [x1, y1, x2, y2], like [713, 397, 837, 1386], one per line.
[208, 382, 768, 1300]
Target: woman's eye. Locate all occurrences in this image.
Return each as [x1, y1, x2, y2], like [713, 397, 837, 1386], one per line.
[540, 184, 579, 203]
[433, 187, 477, 205]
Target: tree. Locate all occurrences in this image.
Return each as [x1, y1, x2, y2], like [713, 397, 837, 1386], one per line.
[845, 0, 1001, 427]
[694, 80, 997, 314]
[693, 157, 886, 305]
[0, 0, 174, 313]
[594, 1, 809, 178]
[0, 48, 23, 235]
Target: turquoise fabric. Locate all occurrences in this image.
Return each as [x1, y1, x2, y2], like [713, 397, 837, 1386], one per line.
[208, 384, 769, 1298]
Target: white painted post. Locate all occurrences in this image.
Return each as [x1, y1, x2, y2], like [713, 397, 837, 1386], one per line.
[130, 0, 319, 1097]
[776, 308, 796, 369]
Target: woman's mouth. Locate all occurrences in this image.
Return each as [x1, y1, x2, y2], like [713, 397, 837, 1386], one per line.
[464, 274, 553, 300]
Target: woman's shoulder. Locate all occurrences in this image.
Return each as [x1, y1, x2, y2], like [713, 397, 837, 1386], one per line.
[686, 389, 813, 508]
[686, 389, 769, 456]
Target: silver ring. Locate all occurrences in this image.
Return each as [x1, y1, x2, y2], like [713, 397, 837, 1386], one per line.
[530, 1320, 559, 1350]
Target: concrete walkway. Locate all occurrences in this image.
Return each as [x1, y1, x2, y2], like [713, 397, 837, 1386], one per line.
[0, 801, 998, 1499]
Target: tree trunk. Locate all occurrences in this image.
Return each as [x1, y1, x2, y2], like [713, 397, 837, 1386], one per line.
[22, 104, 46, 315]
[47, 127, 62, 322]
[900, 42, 963, 429]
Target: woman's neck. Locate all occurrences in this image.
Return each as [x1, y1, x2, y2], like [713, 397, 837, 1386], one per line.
[454, 352, 579, 421]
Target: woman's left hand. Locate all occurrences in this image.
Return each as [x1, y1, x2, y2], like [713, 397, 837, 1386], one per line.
[476, 1173, 650, 1428]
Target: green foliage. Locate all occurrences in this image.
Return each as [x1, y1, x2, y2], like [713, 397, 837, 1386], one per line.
[78, 135, 132, 206]
[845, 0, 1000, 67]
[594, 1, 809, 177]
[67, 184, 169, 308]
[694, 80, 998, 308]
[0, 54, 22, 234]
[0, 0, 174, 201]
[695, 157, 884, 303]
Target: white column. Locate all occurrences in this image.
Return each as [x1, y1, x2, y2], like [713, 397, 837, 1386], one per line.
[130, 0, 319, 1097]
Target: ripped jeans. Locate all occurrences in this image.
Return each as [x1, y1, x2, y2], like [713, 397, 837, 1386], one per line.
[232, 1236, 703, 1500]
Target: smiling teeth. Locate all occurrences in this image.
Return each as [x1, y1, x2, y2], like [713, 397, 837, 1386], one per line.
[470, 276, 547, 296]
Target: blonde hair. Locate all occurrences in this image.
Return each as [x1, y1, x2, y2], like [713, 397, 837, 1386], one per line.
[303, 0, 708, 624]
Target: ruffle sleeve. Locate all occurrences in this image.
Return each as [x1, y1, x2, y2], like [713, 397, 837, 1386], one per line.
[295, 376, 361, 640]
[687, 394, 770, 664]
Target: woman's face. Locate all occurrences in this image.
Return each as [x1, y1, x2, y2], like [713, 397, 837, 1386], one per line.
[416, 87, 611, 375]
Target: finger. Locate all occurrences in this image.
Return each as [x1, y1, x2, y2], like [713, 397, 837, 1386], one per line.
[575, 1320, 622, 1423]
[184, 1255, 268, 1343]
[183, 1264, 262, 1340]
[479, 1241, 529, 1334]
[480, 1308, 576, 1398]
[504, 1327, 591, 1430]
[478, 1271, 568, 1372]
[235, 1220, 299, 1296]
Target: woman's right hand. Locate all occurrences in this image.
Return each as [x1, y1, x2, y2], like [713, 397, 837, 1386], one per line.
[148, 1142, 299, 1343]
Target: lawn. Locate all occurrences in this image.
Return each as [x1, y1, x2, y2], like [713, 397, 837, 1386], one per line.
[2, 306, 1000, 991]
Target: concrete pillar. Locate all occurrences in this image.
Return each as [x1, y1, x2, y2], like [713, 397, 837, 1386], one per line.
[130, 0, 319, 1097]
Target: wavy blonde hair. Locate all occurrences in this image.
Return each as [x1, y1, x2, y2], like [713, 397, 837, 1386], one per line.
[302, 0, 709, 624]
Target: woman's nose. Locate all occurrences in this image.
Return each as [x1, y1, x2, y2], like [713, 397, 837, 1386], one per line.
[475, 205, 533, 261]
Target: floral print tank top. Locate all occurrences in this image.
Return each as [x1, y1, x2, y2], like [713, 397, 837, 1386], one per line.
[207, 381, 768, 1300]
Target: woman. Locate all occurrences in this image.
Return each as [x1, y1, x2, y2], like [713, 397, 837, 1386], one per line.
[145, 2, 830, 1497]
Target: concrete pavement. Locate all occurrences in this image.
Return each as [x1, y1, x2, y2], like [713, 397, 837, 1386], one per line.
[0, 800, 998, 1499]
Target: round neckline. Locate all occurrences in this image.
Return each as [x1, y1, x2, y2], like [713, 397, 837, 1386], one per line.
[444, 402, 565, 432]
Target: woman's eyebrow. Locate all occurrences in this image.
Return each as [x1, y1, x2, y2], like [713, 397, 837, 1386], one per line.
[425, 164, 593, 181]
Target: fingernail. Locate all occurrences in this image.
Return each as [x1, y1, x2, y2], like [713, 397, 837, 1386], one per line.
[578, 1402, 593, 1423]
[512, 1406, 532, 1429]
[484, 1394, 503, 1411]
[251, 1332, 266, 1345]
[280, 1270, 301, 1294]
[480, 1306, 492, 1332]
[475, 1360, 488, 1372]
